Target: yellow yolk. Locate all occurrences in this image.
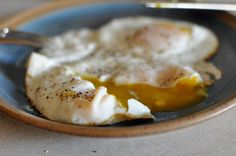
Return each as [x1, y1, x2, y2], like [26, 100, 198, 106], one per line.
[82, 76, 207, 112]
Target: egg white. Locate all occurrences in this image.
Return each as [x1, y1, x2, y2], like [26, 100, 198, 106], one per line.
[98, 17, 218, 64]
[26, 53, 154, 125]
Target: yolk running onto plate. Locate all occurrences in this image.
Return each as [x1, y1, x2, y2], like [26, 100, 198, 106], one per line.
[83, 76, 207, 112]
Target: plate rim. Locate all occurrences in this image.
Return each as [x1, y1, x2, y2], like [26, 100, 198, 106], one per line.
[0, 0, 236, 137]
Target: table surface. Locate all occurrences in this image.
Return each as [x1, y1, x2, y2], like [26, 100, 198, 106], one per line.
[1, 0, 236, 156]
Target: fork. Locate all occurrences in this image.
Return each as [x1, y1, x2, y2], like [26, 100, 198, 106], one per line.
[0, 28, 49, 48]
[144, 0, 236, 11]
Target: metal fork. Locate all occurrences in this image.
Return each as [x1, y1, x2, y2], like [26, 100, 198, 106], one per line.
[144, 1, 236, 11]
[0, 28, 49, 48]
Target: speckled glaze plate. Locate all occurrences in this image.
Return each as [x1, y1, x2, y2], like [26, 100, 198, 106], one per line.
[0, 0, 236, 137]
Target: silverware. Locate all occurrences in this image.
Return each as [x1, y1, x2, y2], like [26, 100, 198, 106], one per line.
[0, 28, 49, 48]
[145, 2, 236, 11]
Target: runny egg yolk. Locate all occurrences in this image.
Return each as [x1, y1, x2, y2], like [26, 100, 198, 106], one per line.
[82, 76, 207, 112]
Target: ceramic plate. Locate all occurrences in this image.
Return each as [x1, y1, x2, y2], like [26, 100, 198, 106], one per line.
[0, 0, 236, 137]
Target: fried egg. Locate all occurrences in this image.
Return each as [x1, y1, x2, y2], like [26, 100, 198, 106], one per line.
[98, 17, 218, 64]
[26, 53, 153, 125]
[27, 16, 221, 125]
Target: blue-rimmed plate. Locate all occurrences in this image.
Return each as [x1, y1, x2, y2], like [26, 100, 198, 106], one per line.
[0, 1, 236, 137]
